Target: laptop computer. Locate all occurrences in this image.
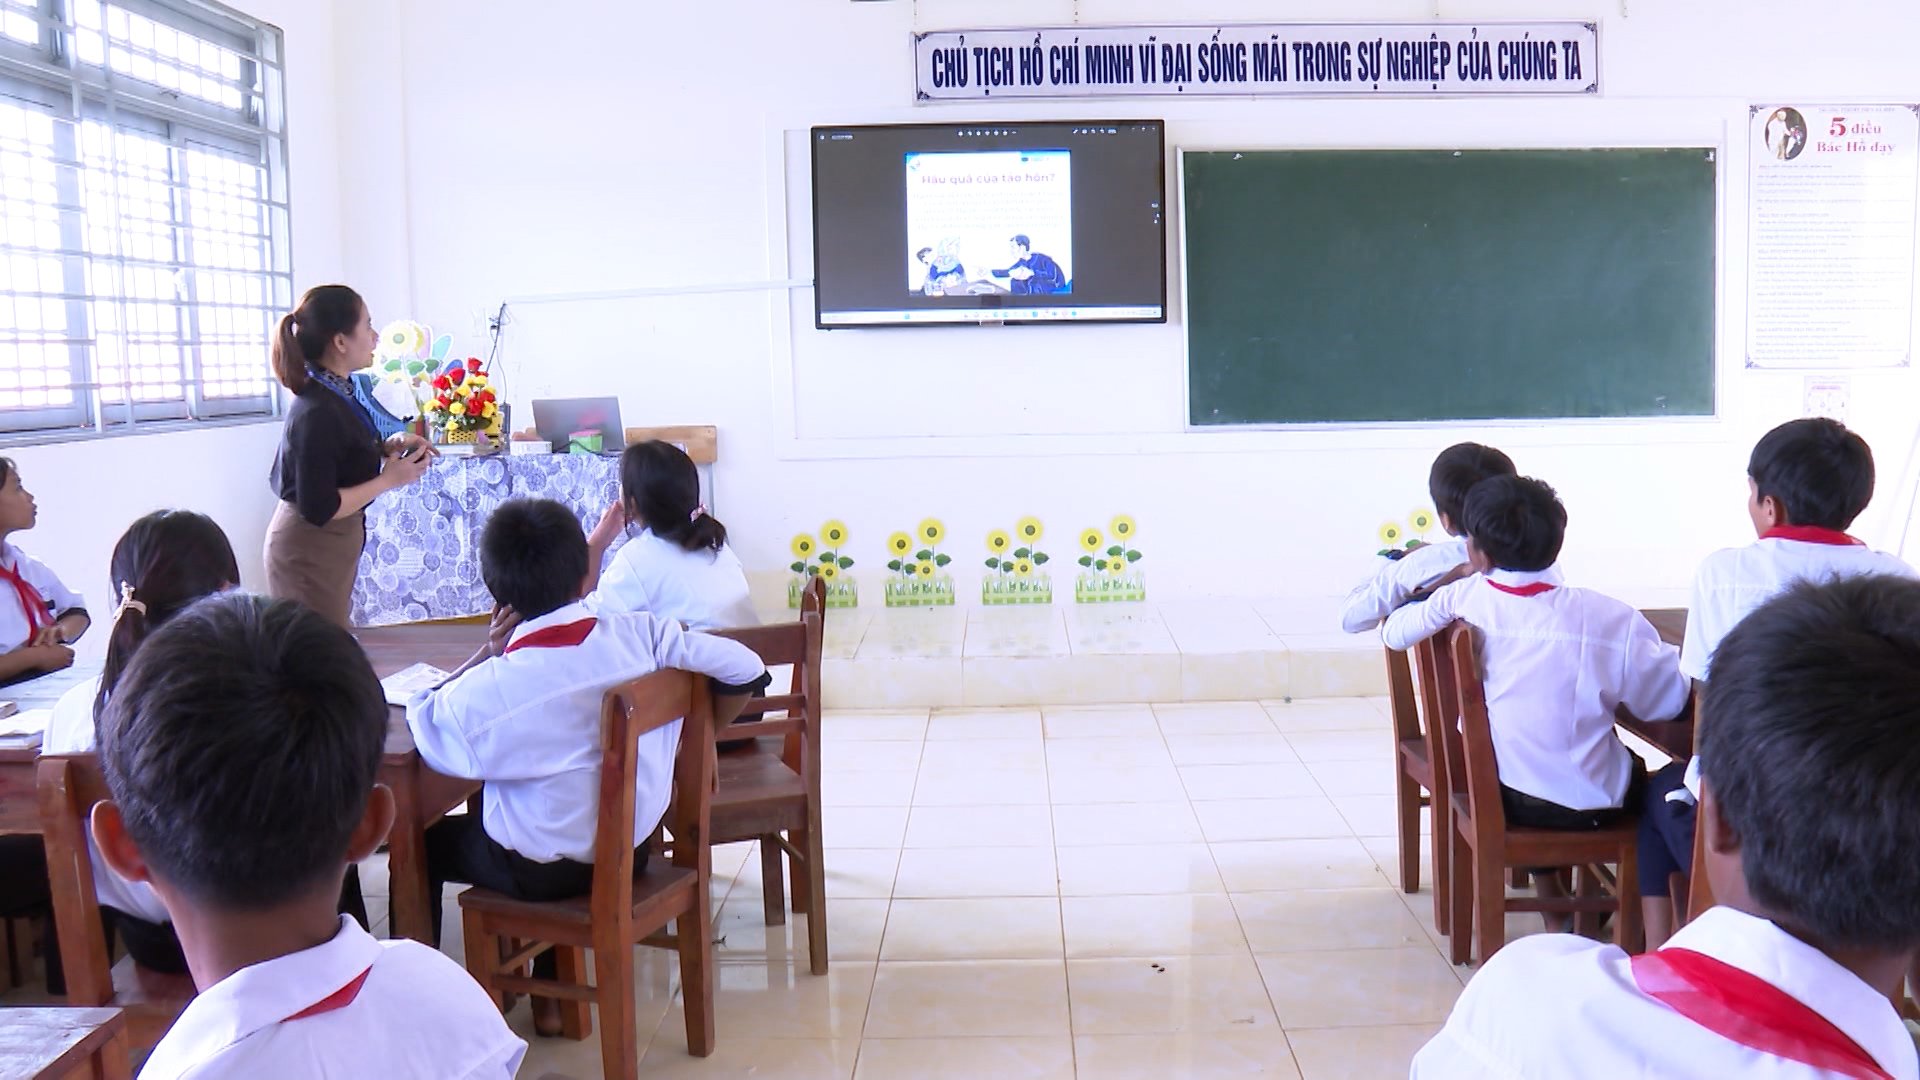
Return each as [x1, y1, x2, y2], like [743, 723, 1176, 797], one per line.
[531, 397, 626, 455]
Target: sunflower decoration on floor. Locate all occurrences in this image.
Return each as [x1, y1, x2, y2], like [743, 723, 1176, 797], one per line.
[1076, 515, 1146, 603]
[886, 517, 955, 606]
[787, 521, 858, 608]
[983, 516, 1052, 605]
[1375, 507, 1440, 560]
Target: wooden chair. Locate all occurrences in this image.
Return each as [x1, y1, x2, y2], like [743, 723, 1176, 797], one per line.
[709, 579, 827, 975]
[36, 755, 195, 1054]
[1386, 645, 1448, 936]
[1683, 694, 1714, 924]
[1438, 623, 1642, 965]
[458, 670, 718, 1080]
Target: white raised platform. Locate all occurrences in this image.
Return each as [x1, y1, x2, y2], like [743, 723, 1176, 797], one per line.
[760, 597, 1383, 710]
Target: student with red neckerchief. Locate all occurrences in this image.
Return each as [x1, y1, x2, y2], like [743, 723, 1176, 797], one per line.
[0, 457, 89, 683]
[1414, 576, 1920, 1080]
[1642, 419, 1918, 950]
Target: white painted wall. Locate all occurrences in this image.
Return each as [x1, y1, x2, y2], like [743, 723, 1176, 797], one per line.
[332, 0, 1920, 606]
[8, 0, 346, 661]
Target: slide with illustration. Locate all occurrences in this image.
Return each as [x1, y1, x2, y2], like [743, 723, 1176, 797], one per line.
[905, 149, 1074, 297]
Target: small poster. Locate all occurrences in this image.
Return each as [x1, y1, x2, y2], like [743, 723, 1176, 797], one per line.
[1747, 105, 1920, 369]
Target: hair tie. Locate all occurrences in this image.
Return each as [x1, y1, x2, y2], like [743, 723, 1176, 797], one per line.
[690, 504, 707, 523]
[113, 583, 147, 622]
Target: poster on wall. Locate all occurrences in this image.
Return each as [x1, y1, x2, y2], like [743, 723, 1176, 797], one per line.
[1746, 104, 1920, 369]
[913, 23, 1599, 102]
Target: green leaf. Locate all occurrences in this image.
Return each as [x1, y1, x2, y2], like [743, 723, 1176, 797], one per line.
[934, 554, 952, 567]
[1107, 545, 1124, 557]
[985, 557, 1000, 569]
[916, 549, 934, 561]
[1096, 559, 1109, 571]
[1014, 546, 1032, 559]
[1078, 555, 1093, 567]
[819, 551, 837, 564]
[1126, 550, 1142, 562]
[790, 561, 806, 573]
[837, 557, 853, 569]
[1033, 552, 1050, 565]
[887, 559, 902, 572]
[806, 566, 820, 576]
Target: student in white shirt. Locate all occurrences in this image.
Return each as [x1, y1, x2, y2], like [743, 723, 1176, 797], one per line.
[0, 457, 90, 682]
[44, 510, 241, 976]
[410, 498, 764, 1037]
[584, 439, 758, 631]
[1641, 418, 1918, 949]
[1413, 576, 1920, 1080]
[1339, 442, 1515, 634]
[89, 593, 525, 1079]
[1384, 475, 1689, 919]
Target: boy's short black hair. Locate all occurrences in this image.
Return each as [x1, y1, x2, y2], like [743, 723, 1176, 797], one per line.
[1461, 474, 1565, 572]
[1428, 443, 1517, 529]
[480, 498, 588, 618]
[1701, 575, 1920, 951]
[1748, 418, 1874, 530]
[98, 593, 386, 912]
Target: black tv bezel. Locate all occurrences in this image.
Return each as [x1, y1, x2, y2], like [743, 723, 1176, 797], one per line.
[809, 119, 1169, 330]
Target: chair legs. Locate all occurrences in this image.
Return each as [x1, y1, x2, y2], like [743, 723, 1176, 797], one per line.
[592, 934, 640, 1080]
[461, 908, 507, 1013]
[1394, 770, 1422, 895]
[1447, 830, 1473, 966]
[677, 897, 716, 1057]
[553, 945, 593, 1040]
[759, 839, 786, 927]
[800, 824, 828, 976]
[1475, 848, 1509, 964]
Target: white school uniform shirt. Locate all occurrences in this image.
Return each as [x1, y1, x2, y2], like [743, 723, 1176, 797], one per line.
[1411, 906, 1920, 1080]
[1382, 565, 1690, 811]
[407, 602, 765, 864]
[43, 676, 173, 924]
[0, 540, 83, 649]
[586, 528, 759, 631]
[139, 914, 526, 1080]
[1338, 538, 1470, 633]
[1680, 528, 1917, 682]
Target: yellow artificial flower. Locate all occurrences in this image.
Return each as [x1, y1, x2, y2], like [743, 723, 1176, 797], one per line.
[481, 402, 497, 418]
[379, 320, 425, 358]
[444, 421, 460, 434]
[887, 532, 913, 556]
[1014, 558, 1034, 577]
[1109, 556, 1130, 575]
[449, 402, 466, 416]
[1079, 528, 1104, 553]
[916, 561, 936, 579]
[821, 520, 849, 546]
[468, 374, 488, 388]
[987, 529, 1012, 554]
[1379, 522, 1403, 546]
[1410, 508, 1436, 533]
[791, 534, 816, 559]
[1016, 516, 1043, 542]
[1110, 514, 1136, 540]
[918, 518, 945, 545]
[819, 563, 839, 581]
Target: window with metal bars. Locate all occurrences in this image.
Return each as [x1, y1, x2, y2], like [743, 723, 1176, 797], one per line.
[0, 0, 288, 437]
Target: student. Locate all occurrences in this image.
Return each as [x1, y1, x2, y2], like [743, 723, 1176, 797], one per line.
[1641, 417, 1916, 948]
[584, 439, 758, 631]
[1383, 475, 1689, 915]
[408, 498, 764, 1035]
[0, 457, 89, 682]
[91, 593, 526, 1079]
[1413, 575, 1920, 1079]
[1340, 442, 1516, 634]
[44, 510, 241, 974]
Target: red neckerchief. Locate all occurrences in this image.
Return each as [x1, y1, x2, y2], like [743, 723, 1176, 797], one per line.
[1761, 525, 1865, 547]
[287, 965, 374, 1021]
[0, 557, 51, 646]
[1630, 947, 1893, 1080]
[502, 617, 597, 654]
[1485, 580, 1555, 597]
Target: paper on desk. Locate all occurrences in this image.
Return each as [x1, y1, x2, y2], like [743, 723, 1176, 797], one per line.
[382, 663, 450, 706]
[0, 707, 51, 738]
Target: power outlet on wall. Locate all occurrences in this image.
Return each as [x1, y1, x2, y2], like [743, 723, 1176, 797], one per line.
[1803, 376, 1849, 423]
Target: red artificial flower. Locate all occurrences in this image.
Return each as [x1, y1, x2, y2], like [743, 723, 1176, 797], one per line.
[449, 368, 465, 385]
[466, 357, 482, 372]
[432, 375, 451, 390]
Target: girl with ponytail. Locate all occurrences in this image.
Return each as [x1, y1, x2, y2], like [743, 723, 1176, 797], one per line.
[582, 439, 758, 631]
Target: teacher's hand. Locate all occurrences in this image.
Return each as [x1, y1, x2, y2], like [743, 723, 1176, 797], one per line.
[385, 432, 439, 461]
[382, 449, 432, 489]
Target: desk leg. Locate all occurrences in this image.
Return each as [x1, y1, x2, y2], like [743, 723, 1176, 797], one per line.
[387, 762, 437, 945]
[95, 1025, 133, 1080]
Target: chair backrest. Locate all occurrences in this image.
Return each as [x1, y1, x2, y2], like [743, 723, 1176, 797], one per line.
[713, 608, 824, 778]
[1412, 631, 1463, 801]
[591, 670, 716, 928]
[1445, 621, 1509, 834]
[1384, 645, 1420, 745]
[36, 754, 120, 1004]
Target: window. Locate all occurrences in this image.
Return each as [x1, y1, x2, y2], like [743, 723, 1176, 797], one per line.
[0, 0, 288, 437]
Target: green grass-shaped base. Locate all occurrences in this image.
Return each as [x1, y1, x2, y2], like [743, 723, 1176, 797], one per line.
[885, 576, 956, 607]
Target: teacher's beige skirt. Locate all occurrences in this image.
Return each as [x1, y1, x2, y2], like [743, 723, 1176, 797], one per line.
[263, 502, 365, 628]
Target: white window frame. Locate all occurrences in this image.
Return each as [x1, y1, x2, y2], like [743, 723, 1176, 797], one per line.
[0, 0, 290, 441]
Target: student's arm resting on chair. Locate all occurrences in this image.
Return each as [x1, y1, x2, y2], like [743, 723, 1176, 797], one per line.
[1381, 576, 1467, 651]
[1616, 613, 1693, 724]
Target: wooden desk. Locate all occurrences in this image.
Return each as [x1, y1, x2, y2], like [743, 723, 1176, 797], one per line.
[0, 665, 102, 838]
[0, 1007, 130, 1080]
[1616, 607, 1693, 759]
[358, 622, 489, 944]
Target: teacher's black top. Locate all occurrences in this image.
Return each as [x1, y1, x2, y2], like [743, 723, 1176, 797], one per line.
[270, 376, 384, 527]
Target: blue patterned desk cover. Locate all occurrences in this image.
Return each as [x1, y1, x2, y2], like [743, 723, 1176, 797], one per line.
[351, 453, 626, 627]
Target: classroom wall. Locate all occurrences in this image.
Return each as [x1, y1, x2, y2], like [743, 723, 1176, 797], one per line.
[331, 0, 1920, 605]
[10, 0, 346, 661]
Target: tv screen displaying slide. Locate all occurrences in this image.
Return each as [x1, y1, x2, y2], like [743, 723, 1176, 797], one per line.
[811, 120, 1167, 328]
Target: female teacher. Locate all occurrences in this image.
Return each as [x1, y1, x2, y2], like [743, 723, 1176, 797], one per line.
[263, 285, 434, 627]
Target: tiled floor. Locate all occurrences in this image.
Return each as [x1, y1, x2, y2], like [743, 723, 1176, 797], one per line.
[483, 696, 1534, 1080]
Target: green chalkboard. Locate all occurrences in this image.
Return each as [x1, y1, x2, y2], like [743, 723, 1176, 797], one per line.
[1182, 149, 1716, 426]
